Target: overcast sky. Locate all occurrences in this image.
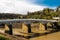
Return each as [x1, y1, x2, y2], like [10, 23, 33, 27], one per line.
[0, 0, 58, 14]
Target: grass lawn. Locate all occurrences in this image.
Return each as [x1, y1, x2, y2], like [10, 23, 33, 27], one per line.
[0, 36, 9, 40]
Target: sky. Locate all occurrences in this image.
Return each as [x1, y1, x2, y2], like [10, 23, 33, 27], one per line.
[0, 0, 59, 14]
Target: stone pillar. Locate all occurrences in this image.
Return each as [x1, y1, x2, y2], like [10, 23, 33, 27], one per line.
[53, 22, 60, 30]
[39, 23, 45, 30]
[27, 24, 31, 33]
[22, 23, 28, 33]
[31, 23, 39, 33]
[5, 24, 13, 35]
[22, 23, 31, 33]
[44, 23, 47, 30]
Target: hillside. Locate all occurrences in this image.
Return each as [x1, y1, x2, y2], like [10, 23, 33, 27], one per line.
[0, 13, 22, 19]
[0, 6, 60, 19]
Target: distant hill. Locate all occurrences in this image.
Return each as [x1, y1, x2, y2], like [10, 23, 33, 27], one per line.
[26, 6, 60, 19]
[0, 6, 60, 19]
[0, 13, 22, 19]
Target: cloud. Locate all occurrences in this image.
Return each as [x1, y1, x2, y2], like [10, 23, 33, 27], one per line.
[0, 0, 48, 14]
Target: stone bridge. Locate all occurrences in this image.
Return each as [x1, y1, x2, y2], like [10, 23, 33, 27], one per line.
[0, 19, 59, 36]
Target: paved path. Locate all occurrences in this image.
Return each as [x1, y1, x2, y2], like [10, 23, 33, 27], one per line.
[30, 31, 60, 40]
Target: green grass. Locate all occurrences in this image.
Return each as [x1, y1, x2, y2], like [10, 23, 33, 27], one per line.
[0, 36, 9, 40]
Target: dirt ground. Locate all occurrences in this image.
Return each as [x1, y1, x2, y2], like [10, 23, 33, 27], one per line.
[0, 28, 60, 40]
[30, 31, 60, 40]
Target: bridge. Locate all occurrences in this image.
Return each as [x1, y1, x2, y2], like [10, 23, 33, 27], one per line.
[0, 19, 57, 23]
[0, 19, 59, 36]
